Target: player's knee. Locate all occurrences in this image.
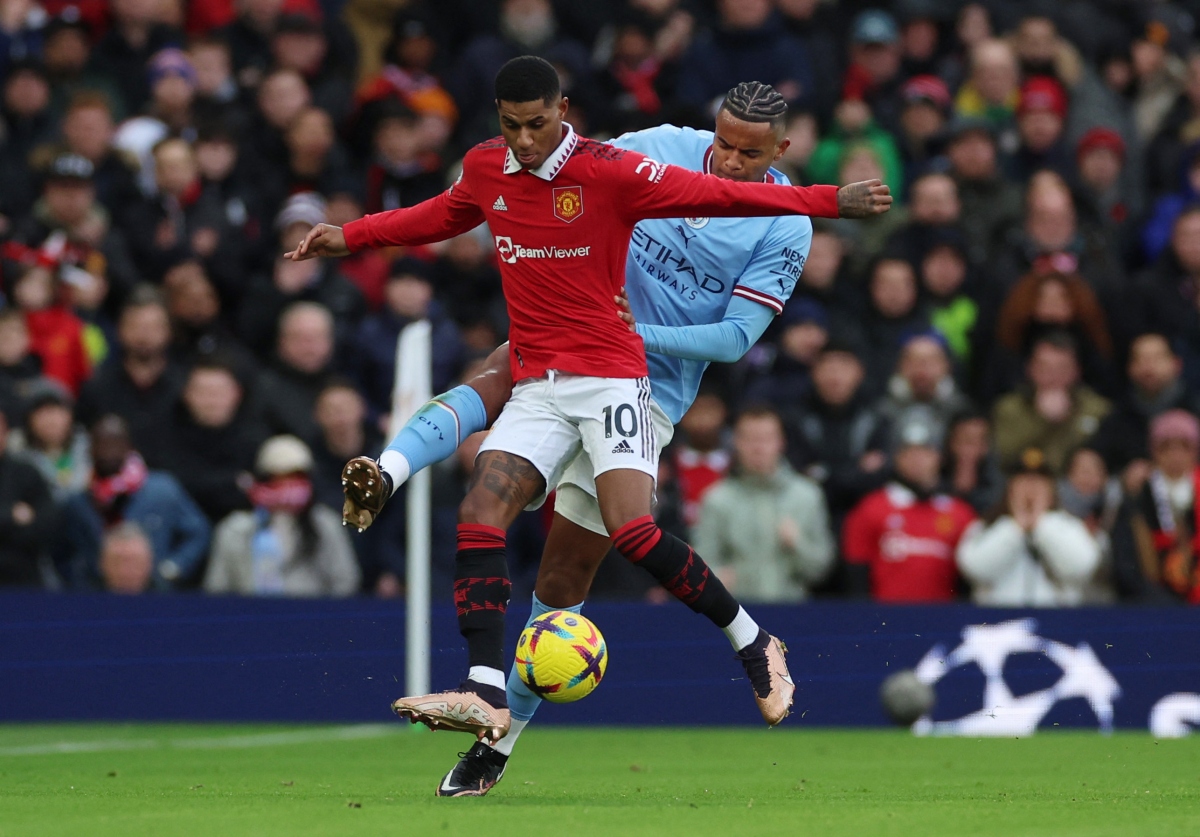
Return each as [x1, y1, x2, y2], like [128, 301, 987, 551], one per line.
[457, 487, 510, 528]
[536, 561, 592, 607]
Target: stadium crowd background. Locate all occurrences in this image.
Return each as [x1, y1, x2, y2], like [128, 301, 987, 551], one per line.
[0, 0, 1198, 607]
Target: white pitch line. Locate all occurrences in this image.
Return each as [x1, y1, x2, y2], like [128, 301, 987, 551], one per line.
[0, 725, 399, 757]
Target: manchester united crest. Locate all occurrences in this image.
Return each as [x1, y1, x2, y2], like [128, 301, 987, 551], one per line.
[553, 185, 583, 223]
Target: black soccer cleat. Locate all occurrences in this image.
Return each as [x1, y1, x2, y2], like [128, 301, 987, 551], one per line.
[436, 741, 509, 797]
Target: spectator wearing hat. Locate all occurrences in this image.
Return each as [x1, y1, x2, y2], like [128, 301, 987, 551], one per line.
[1092, 334, 1200, 494]
[879, 331, 973, 430]
[693, 405, 835, 603]
[204, 434, 360, 597]
[12, 151, 141, 308]
[1075, 127, 1138, 261]
[57, 413, 209, 590]
[0, 403, 59, 587]
[76, 286, 185, 468]
[840, 9, 905, 137]
[944, 116, 1023, 267]
[238, 193, 365, 359]
[842, 408, 977, 602]
[897, 74, 952, 181]
[1111, 410, 1200, 604]
[992, 331, 1111, 476]
[956, 446, 1101, 606]
[8, 378, 91, 501]
[1013, 76, 1073, 182]
[741, 298, 828, 410]
[350, 258, 464, 425]
[786, 340, 890, 528]
[164, 358, 267, 523]
[90, 0, 182, 116]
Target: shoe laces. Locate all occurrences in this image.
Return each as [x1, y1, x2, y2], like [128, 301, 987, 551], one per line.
[453, 742, 504, 786]
[737, 641, 772, 699]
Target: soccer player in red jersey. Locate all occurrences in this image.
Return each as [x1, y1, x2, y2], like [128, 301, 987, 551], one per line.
[287, 57, 888, 745]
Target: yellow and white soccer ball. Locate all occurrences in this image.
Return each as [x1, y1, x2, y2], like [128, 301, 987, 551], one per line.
[515, 611, 608, 704]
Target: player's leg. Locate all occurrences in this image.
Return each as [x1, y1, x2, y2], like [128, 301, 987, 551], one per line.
[343, 345, 513, 529]
[438, 509, 607, 796]
[576, 378, 794, 725]
[393, 379, 581, 746]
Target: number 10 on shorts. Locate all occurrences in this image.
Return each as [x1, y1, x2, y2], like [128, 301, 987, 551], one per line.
[602, 404, 639, 438]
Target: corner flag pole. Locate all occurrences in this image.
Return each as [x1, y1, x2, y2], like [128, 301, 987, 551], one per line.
[390, 320, 432, 698]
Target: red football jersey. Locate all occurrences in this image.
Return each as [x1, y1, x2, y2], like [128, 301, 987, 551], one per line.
[343, 125, 839, 382]
[842, 483, 977, 603]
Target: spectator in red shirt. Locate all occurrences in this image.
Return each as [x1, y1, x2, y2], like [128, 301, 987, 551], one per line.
[671, 392, 731, 531]
[842, 408, 977, 601]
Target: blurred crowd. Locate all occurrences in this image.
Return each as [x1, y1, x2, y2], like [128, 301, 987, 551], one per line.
[0, 0, 1199, 607]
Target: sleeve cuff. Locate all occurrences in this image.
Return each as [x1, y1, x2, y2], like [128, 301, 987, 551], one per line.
[342, 218, 367, 253]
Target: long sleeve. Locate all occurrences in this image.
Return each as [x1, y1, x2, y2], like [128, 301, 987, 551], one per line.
[616, 157, 839, 223]
[1029, 511, 1100, 583]
[786, 482, 835, 586]
[343, 173, 485, 251]
[637, 295, 775, 363]
[162, 479, 212, 584]
[956, 518, 1025, 584]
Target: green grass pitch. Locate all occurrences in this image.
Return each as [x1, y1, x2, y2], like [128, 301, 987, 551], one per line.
[0, 724, 1197, 837]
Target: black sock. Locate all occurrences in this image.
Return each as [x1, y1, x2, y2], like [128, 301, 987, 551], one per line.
[454, 524, 511, 672]
[612, 515, 740, 628]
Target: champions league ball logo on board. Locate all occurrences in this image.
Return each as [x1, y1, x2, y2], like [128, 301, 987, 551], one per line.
[910, 618, 1121, 737]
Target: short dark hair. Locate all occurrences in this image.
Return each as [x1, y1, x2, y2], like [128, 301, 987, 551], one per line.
[494, 56, 560, 105]
[735, 404, 783, 428]
[719, 81, 788, 134]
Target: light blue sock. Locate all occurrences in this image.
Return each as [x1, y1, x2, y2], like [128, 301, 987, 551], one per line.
[379, 385, 488, 488]
[507, 593, 583, 722]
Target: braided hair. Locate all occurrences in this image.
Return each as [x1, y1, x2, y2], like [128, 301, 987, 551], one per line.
[719, 81, 788, 134]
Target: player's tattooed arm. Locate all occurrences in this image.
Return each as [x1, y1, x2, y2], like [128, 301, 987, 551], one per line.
[836, 179, 893, 219]
[468, 451, 546, 511]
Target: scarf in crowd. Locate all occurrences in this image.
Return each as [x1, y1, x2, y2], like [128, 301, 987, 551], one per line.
[90, 453, 149, 519]
[247, 476, 313, 515]
[1146, 467, 1200, 603]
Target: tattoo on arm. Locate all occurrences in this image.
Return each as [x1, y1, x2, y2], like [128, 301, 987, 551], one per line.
[468, 451, 546, 509]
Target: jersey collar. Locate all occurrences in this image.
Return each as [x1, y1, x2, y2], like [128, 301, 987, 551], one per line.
[702, 145, 778, 184]
[503, 122, 578, 181]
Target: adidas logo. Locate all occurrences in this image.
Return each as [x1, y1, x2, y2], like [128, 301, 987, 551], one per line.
[611, 440, 634, 454]
[493, 195, 508, 211]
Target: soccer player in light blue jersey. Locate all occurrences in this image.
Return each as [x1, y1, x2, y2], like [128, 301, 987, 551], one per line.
[340, 82, 891, 796]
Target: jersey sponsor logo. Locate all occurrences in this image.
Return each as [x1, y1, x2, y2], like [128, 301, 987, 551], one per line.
[630, 226, 727, 301]
[492, 195, 508, 211]
[684, 217, 709, 229]
[635, 158, 667, 183]
[768, 246, 806, 297]
[880, 531, 954, 563]
[494, 235, 592, 264]
[552, 185, 583, 222]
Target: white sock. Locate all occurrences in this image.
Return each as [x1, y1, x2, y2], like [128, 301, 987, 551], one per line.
[489, 718, 527, 756]
[377, 450, 412, 495]
[468, 666, 506, 691]
[723, 607, 761, 651]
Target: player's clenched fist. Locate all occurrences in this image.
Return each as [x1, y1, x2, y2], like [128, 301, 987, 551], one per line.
[341, 456, 388, 531]
[835, 179, 893, 218]
[284, 223, 350, 261]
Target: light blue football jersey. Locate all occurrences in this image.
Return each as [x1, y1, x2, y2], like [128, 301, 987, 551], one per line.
[609, 125, 813, 424]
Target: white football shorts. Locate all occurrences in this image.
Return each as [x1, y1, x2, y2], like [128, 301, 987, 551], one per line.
[477, 371, 662, 517]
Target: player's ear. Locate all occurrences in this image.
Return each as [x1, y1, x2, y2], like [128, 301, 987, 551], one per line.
[558, 96, 569, 119]
[774, 138, 791, 162]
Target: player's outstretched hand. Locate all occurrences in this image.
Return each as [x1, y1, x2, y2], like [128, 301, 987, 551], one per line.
[284, 223, 350, 261]
[836, 179, 893, 218]
[614, 287, 637, 333]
